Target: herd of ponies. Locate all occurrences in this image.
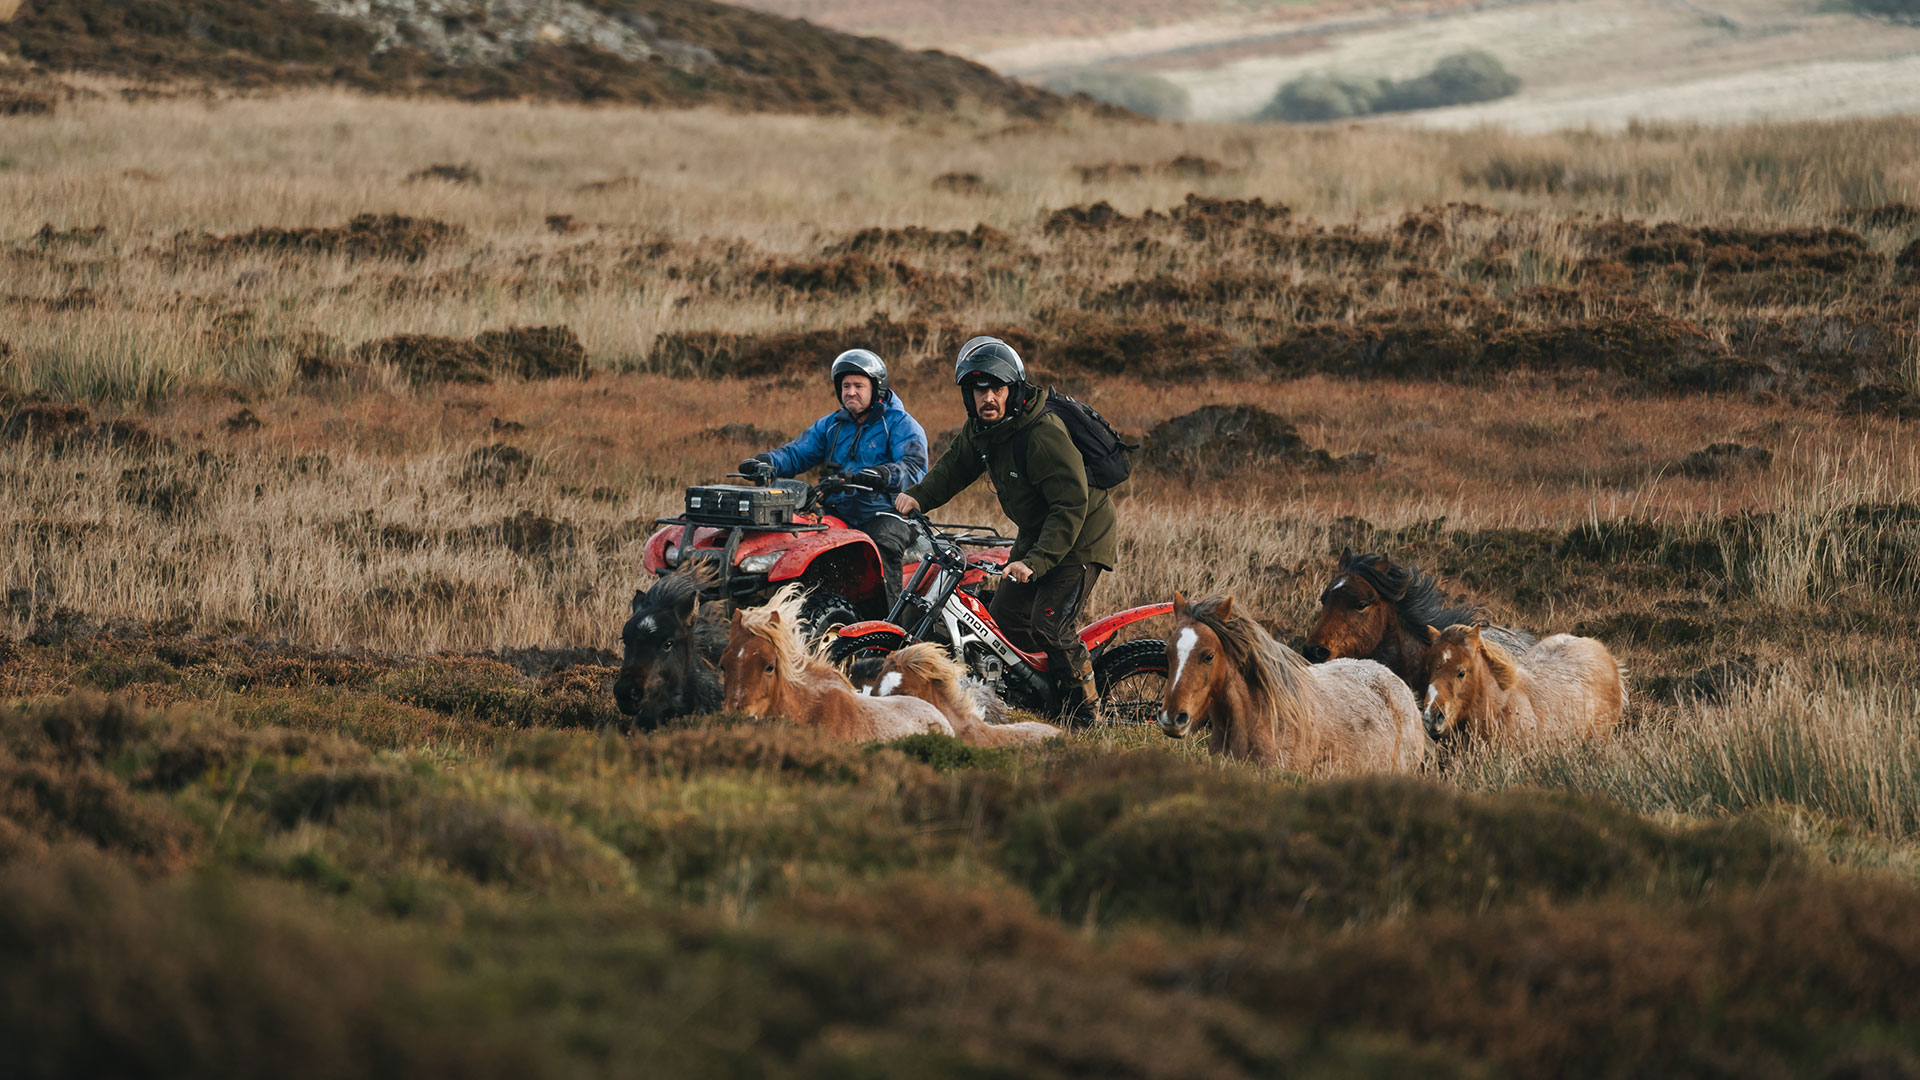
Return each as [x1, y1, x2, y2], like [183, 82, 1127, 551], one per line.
[620, 549, 1627, 777]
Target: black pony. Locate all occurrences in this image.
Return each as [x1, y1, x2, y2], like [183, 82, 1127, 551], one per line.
[612, 571, 727, 729]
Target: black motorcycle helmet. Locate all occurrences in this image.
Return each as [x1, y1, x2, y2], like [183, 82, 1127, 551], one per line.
[830, 348, 890, 408]
[954, 335, 1027, 421]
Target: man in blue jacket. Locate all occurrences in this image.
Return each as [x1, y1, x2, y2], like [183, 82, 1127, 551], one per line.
[741, 349, 928, 612]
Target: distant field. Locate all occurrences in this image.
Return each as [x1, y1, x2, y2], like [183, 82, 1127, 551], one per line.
[730, 0, 1368, 51]
[1157, 0, 1920, 121]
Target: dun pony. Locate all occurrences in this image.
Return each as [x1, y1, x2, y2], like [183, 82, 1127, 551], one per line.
[723, 585, 954, 741]
[1160, 592, 1427, 774]
[1422, 624, 1626, 747]
[1304, 549, 1534, 694]
[862, 644, 1061, 746]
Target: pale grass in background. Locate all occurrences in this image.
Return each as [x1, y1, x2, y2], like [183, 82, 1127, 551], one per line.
[3, 89, 1918, 397]
[1450, 663, 1920, 841]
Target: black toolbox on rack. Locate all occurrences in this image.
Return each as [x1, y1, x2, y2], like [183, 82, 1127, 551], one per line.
[682, 484, 798, 527]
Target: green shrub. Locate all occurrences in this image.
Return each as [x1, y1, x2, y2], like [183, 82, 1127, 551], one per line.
[1046, 68, 1192, 120]
[1257, 72, 1388, 122]
[1827, 0, 1919, 18]
[1261, 50, 1519, 122]
[1380, 49, 1520, 111]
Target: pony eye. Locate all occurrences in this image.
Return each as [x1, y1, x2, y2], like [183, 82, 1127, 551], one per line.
[1201, 651, 1215, 663]
[1455, 670, 1466, 679]
[662, 641, 674, 652]
[764, 663, 776, 674]
[1353, 599, 1371, 610]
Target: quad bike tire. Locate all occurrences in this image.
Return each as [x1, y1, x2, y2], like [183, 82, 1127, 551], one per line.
[799, 588, 862, 637]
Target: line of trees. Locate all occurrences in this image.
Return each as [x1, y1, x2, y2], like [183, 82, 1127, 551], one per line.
[1259, 49, 1520, 122]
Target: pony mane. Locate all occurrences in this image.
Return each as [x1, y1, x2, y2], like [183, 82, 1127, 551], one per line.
[884, 644, 983, 724]
[640, 560, 718, 614]
[1184, 593, 1314, 744]
[1475, 632, 1523, 691]
[1342, 551, 1478, 637]
[738, 584, 815, 685]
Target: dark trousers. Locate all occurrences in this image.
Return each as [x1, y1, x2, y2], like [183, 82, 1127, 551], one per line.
[990, 563, 1102, 686]
[858, 511, 916, 615]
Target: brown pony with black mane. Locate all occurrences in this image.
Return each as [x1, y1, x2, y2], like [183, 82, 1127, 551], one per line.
[858, 643, 1061, 746]
[1303, 548, 1534, 694]
[723, 586, 954, 741]
[1161, 592, 1426, 775]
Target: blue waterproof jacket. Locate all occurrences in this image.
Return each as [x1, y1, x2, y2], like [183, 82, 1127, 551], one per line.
[765, 392, 928, 524]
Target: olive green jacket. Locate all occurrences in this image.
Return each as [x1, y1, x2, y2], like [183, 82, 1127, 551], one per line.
[905, 385, 1118, 576]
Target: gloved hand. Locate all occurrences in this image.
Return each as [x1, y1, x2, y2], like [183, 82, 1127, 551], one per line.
[849, 466, 890, 491]
[738, 453, 774, 480]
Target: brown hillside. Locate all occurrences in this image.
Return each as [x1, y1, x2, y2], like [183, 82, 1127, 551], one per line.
[0, 0, 1069, 116]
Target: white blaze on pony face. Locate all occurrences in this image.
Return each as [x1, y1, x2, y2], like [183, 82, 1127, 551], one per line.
[1161, 624, 1210, 738]
[876, 671, 904, 697]
[1172, 627, 1199, 689]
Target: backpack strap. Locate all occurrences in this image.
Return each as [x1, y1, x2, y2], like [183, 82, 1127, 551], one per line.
[1012, 391, 1055, 478]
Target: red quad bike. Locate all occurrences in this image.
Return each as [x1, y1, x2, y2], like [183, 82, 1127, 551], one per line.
[827, 512, 1172, 725]
[642, 472, 1005, 630]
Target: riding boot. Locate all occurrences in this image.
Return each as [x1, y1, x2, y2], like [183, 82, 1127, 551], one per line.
[1053, 660, 1104, 728]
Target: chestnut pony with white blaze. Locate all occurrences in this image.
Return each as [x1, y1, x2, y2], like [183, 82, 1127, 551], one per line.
[858, 643, 1061, 746]
[1422, 624, 1626, 747]
[1160, 592, 1427, 774]
[722, 586, 953, 740]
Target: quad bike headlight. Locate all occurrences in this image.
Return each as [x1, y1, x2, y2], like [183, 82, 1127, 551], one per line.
[739, 552, 782, 573]
[664, 543, 680, 565]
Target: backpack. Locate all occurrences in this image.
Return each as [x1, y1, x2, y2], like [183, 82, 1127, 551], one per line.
[1013, 388, 1136, 490]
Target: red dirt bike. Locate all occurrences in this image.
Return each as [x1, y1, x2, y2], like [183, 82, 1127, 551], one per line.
[827, 512, 1172, 724]
[642, 472, 1005, 630]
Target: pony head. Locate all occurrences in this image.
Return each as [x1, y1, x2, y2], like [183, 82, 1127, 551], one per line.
[1302, 548, 1408, 664]
[614, 571, 703, 717]
[1421, 623, 1518, 739]
[1160, 591, 1235, 739]
[721, 585, 809, 718]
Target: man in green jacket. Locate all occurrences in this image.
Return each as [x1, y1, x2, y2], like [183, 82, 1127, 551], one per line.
[894, 336, 1118, 722]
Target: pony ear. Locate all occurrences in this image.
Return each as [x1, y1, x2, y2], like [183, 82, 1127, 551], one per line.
[1172, 590, 1186, 615]
[1425, 624, 1441, 644]
[1340, 546, 1353, 566]
[631, 589, 647, 614]
[730, 607, 744, 629]
[675, 592, 697, 622]
[766, 608, 782, 628]
[1217, 595, 1235, 621]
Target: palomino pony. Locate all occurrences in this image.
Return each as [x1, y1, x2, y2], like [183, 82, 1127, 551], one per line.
[722, 586, 954, 741]
[1421, 624, 1626, 748]
[1160, 592, 1427, 774]
[859, 644, 1061, 747]
[613, 569, 726, 729]
[1303, 549, 1535, 694]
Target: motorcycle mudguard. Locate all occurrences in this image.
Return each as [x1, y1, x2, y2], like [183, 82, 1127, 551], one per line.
[1078, 602, 1174, 651]
[835, 620, 909, 642]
